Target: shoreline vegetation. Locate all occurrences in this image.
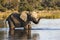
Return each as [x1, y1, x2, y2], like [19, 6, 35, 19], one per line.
[0, 10, 60, 20]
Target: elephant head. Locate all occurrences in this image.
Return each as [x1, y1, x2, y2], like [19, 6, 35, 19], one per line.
[20, 11, 40, 24]
[29, 11, 40, 24]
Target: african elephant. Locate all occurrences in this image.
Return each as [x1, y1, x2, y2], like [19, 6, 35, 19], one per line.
[6, 11, 40, 38]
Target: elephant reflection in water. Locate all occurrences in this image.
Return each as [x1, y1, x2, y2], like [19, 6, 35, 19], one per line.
[8, 30, 40, 40]
[6, 11, 40, 39]
[8, 30, 31, 40]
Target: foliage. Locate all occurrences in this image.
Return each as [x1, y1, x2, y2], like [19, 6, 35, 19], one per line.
[19, 0, 60, 11]
[41, 0, 60, 10]
[0, 0, 19, 10]
[0, 0, 60, 11]
[0, 4, 6, 12]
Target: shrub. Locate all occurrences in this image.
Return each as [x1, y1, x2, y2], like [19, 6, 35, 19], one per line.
[0, 4, 6, 12]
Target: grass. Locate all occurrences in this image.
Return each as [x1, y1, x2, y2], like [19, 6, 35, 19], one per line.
[38, 10, 60, 19]
[0, 10, 60, 20]
[0, 10, 18, 20]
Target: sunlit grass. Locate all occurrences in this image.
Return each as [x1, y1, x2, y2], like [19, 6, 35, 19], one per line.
[0, 10, 60, 20]
[0, 10, 18, 27]
[38, 10, 60, 19]
[0, 10, 18, 20]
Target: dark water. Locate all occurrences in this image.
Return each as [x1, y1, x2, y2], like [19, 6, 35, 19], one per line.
[0, 29, 38, 40]
[0, 31, 4, 40]
[2, 29, 31, 40]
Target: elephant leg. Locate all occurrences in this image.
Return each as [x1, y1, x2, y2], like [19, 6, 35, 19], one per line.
[28, 24, 31, 39]
[8, 19, 15, 37]
[24, 23, 31, 39]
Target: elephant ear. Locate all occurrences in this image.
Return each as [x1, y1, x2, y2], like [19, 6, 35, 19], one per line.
[20, 11, 27, 22]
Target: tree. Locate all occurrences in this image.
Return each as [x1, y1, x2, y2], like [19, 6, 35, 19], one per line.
[19, 0, 42, 12]
[19, 0, 35, 12]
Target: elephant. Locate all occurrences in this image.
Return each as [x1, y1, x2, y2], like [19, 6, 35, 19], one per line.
[6, 11, 40, 39]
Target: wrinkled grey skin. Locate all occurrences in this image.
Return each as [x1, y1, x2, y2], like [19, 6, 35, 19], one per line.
[6, 11, 40, 38]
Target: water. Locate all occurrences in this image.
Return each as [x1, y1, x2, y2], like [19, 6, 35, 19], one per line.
[0, 19, 60, 40]
[31, 19, 60, 40]
[31, 30, 60, 40]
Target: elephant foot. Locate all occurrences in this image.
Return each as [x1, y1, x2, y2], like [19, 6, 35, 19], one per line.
[27, 30, 31, 39]
[9, 28, 15, 37]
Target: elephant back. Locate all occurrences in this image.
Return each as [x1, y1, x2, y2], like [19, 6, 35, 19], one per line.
[6, 13, 26, 27]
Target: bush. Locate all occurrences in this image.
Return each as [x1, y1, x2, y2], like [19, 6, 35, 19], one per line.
[0, 4, 6, 12]
[19, 2, 35, 12]
[37, 6, 44, 10]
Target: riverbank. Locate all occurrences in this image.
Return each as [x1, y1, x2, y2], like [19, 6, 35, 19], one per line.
[37, 10, 60, 19]
[0, 10, 60, 20]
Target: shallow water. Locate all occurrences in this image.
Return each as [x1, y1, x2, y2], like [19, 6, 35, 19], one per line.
[31, 30, 60, 40]
[0, 19, 60, 40]
[31, 19, 60, 40]
[1, 30, 60, 40]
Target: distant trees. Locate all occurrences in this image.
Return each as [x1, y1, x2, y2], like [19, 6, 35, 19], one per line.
[41, 0, 60, 10]
[0, 0, 60, 12]
[0, 0, 19, 10]
[19, 0, 42, 12]
[19, 0, 35, 12]
[0, 0, 6, 12]
[18, 0, 60, 11]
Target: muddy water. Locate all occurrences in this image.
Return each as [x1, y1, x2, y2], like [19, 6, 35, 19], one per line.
[0, 19, 60, 40]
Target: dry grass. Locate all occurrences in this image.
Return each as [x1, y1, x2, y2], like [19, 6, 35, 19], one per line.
[37, 10, 60, 19]
[0, 10, 18, 20]
[0, 10, 60, 20]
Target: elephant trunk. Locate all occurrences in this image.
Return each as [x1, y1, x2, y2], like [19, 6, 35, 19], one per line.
[32, 17, 41, 24]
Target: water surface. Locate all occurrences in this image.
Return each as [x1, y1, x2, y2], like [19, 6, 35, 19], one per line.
[0, 19, 60, 40]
